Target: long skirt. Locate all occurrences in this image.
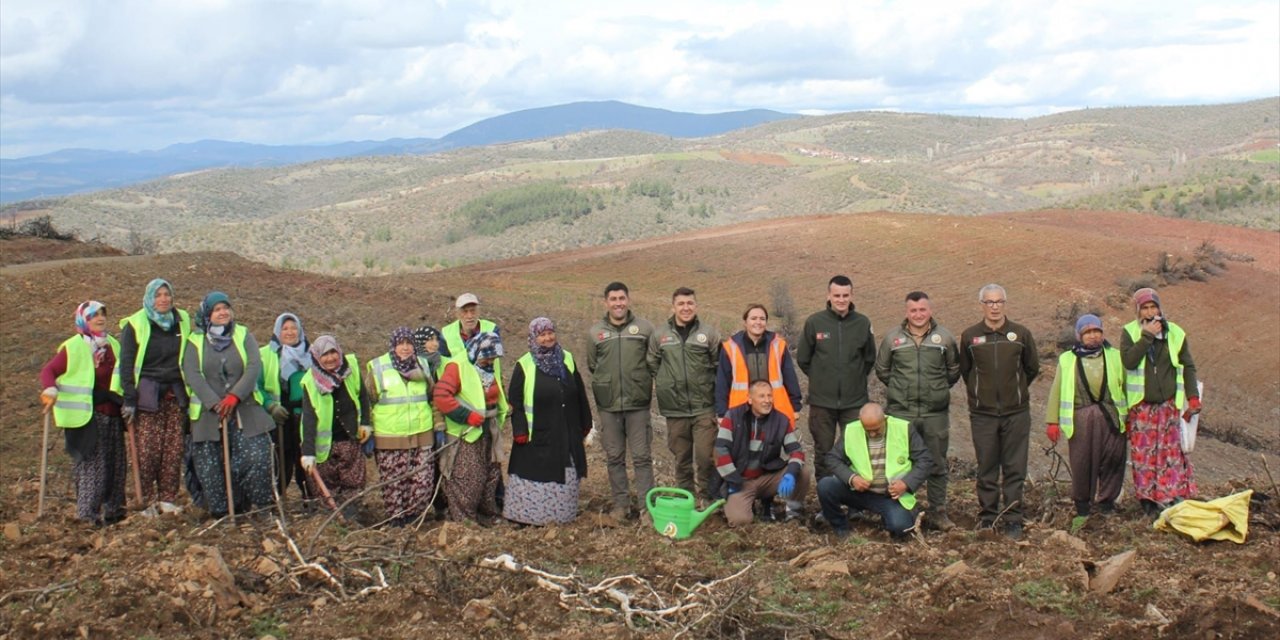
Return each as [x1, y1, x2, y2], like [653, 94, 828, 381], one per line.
[503, 465, 580, 526]
[376, 447, 435, 520]
[132, 393, 185, 504]
[191, 425, 275, 517]
[446, 434, 500, 522]
[1128, 400, 1196, 505]
[306, 441, 366, 503]
[69, 412, 128, 524]
[1067, 404, 1127, 515]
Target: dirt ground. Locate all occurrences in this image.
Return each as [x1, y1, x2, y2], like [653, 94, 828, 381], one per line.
[2, 212, 1278, 639]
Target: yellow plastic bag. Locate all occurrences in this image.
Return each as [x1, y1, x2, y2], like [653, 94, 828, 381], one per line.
[1153, 490, 1252, 543]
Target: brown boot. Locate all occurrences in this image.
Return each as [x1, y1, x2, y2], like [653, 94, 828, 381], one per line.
[928, 510, 956, 532]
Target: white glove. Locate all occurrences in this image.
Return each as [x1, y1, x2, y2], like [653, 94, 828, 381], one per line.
[301, 455, 316, 471]
[42, 386, 58, 399]
[121, 404, 136, 422]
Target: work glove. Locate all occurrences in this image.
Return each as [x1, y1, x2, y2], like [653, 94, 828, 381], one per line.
[269, 403, 289, 425]
[777, 473, 796, 499]
[214, 394, 240, 419]
[725, 483, 741, 497]
[465, 411, 485, 427]
[1046, 423, 1061, 444]
[1182, 397, 1202, 422]
[362, 436, 376, 457]
[121, 403, 137, 423]
[357, 425, 372, 444]
[40, 387, 57, 413]
[301, 455, 316, 472]
[513, 433, 529, 445]
[435, 431, 447, 449]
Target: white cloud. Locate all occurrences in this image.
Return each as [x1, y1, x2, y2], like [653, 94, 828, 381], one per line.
[0, 0, 1276, 156]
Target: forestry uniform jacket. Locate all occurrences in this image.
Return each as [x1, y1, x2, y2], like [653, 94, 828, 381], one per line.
[958, 318, 1040, 417]
[586, 311, 655, 413]
[875, 319, 961, 418]
[647, 315, 721, 418]
[796, 304, 877, 410]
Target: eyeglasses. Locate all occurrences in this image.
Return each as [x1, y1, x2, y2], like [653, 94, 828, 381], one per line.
[981, 299, 1006, 307]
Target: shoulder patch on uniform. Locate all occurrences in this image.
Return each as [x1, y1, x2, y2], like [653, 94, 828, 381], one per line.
[629, 325, 639, 335]
[972, 336, 986, 345]
[1007, 332, 1017, 341]
[931, 334, 942, 344]
[597, 331, 610, 341]
[893, 337, 904, 346]
[696, 333, 707, 343]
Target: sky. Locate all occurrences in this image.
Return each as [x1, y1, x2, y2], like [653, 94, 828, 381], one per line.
[1, 0, 1277, 158]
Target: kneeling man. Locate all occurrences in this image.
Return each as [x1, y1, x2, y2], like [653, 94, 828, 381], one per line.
[715, 380, 809, 525]
[819, 403, 932, 539]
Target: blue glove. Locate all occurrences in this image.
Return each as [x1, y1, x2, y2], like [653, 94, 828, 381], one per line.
[362, 437, 375, 457]
[435, 431, 446, 449]
[778, 473, 796, 499]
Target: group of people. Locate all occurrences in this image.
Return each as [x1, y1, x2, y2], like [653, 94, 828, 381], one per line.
[40, 275, 1200, 539]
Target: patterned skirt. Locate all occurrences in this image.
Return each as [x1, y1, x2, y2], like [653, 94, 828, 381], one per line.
[376, 447, 435, 520]
[71, 412, 128, 523]
[445, 434, 500, 522]
[191, 427, 276, 516]
[307, 440, 366, 503]
[503, 465, 580, 526]
[132, 393, 185, 504]
[1128, 400, 1197, 505]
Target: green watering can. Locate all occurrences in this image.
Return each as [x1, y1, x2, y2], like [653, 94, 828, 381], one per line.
[645, 487, 724, 540]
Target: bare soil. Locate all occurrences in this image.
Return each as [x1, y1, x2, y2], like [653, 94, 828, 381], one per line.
[2, 211, 1278, 639]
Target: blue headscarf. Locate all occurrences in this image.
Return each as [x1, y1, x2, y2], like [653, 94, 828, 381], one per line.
[143, 278, 175, 331]
[197, 291, 234, 351]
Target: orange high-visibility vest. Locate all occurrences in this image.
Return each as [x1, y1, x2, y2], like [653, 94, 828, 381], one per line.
[723, 335, 795, 424]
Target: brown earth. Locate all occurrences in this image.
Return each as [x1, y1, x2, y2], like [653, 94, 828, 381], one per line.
[1, 211, 1278, 639]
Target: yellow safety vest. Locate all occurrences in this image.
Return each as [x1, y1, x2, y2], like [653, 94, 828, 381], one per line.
[52, 335, 122, 429]
[367, 353, 433, 437]
[441, 319, 502, 382]
[843, 416, 917, 510]
[1055, 347, 1127, 439]
[117, 308, 192, 387]
[300, 354, 363, 464]
[185, 325, 264, 420]
[1123, 321, 1186, 411]
[442, 357, 509, 443]
[515, 350, 576, 441]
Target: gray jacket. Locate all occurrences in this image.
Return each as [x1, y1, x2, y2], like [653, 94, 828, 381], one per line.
[181, 327, 275, 443]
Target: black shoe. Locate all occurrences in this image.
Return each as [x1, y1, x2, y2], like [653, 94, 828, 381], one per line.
[833, 528, 852, 540]
[1005, 523, 1024, 540]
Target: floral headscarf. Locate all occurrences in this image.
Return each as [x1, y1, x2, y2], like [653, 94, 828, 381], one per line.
[307, 334, 350, 394]
[75, 300, 109, 364]
[143, 278, 175, 331]
[527, 317, 566, 381]
[389, 326, 420, 376]
[465, 331, 503, 388]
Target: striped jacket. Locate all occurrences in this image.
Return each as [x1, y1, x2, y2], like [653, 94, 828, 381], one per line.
[713, 403, 805, 487]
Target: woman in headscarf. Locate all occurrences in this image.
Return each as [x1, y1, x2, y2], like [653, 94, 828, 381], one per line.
[39, 301, 126, 526]
[433, 331, 508, 523]
[504, 318, 592, 526]
[367, 327, 438, 526]
[412, 325, 443, 380]
[1121, 287, 1200, 516]
[259, 312, 311, 499]
[299, 335, 371, 511]
[117, 278, 192, 515]
[181, 292, 276, 518]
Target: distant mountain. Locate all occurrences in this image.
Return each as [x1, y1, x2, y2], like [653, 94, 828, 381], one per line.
[0, 101, 797, 203]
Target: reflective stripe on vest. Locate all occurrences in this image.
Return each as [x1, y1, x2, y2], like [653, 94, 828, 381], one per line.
[442, 357, 509, 443]
[367, 353, 432, 437]
[842, 416, 917, 510]
[515, 350, 576, 441]
[723, 336, 795, 424]
[118, 308, 191, 388]
[441, 319, 502, 382]
[300, 354, 362, 464]
[53, 335, 122, 429]
[1122, 321, 1186, 411]
[1056, 348, 1128, 439]
[186, 325, 264, 420]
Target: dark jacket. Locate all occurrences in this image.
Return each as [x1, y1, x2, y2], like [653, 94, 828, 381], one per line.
[796, 304, 876, 410]
[181, 328, 275, 442]
[507, 362, 591, 484]
[586, 310, 655, 412]
[958, 318, 1040, 417]
[647, 315, 721, 418]
[714, 404, 805, 488]
[875, 319, 961, 417]
[825, 418, 933, 492]
[713, 330, 803, 417]
[118, 317, 185, 407]
[1119, 321, 1199, 405]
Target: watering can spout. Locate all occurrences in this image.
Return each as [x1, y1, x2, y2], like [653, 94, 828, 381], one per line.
[690, 499, 726, 530]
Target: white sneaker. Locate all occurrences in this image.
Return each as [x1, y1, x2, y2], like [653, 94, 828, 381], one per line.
[140, 505, 159, 518]
[158, 501, 183, 515]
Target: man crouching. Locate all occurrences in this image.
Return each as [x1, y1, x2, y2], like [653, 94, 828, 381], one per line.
[819, 403, 932, 539]
[715, 379, 809, 525]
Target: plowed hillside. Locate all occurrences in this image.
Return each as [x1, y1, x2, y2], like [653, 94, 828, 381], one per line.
[1, 210, 1277, 639]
